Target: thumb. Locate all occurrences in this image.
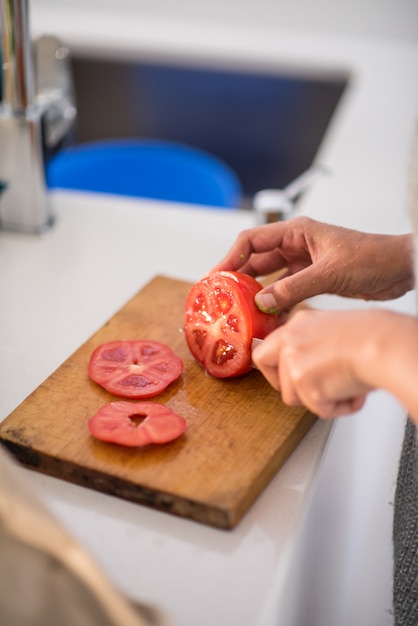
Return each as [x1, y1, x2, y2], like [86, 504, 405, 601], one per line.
[255, 265, 325, 312]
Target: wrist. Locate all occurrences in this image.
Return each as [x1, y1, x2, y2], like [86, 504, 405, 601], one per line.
[353, 310, 418, 416]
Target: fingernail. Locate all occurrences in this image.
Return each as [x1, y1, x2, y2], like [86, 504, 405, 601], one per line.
[255, 292, 280, 314]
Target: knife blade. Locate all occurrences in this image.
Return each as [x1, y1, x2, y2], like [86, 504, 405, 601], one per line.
[251, 338, 264, 369]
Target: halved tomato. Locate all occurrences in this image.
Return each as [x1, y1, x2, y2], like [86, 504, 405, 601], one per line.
[88, 401, 187, 446]
[88, 339, 183, 398]
[184, 271, 280, 378]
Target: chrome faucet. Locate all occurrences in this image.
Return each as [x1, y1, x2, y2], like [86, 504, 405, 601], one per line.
[0, 0, 76, 233]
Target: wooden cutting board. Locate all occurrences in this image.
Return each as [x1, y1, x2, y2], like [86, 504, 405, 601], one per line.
[0, 275, 316, 529]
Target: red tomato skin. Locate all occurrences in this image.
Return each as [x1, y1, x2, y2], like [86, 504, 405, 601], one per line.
[184, 271, 280, 378]
[88, 339, 183, 399]
[88, 401, 187, 447]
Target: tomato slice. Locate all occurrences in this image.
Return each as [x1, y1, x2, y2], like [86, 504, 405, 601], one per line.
[88, 401, 187, 446]
[184, 271, 280, 378]
[88, 339, 183, 398]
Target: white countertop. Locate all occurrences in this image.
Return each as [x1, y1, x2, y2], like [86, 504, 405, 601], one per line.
[3, 2, 418, 624]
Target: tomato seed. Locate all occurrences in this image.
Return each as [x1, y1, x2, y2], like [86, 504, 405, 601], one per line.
[215, 289, 233, 314]
[102, 347, 127, 362]
[212, 339, 237, 365]
[192, 329, 207, 350]
[227, 315, 239, 333]
[121, 375, 153, 388]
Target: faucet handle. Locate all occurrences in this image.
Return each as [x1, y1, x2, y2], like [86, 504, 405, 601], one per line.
[34, 35, 77, 151]
[253, 164, 329, 223]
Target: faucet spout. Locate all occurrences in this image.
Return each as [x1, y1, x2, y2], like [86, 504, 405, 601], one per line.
[0, 0, 76, 233]
[2, 0, 34, 114]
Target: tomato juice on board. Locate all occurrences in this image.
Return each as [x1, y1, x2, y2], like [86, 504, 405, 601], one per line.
[184, 271, 280, 378]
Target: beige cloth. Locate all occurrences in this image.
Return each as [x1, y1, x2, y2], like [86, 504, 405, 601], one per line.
[0, 446, 165, 626]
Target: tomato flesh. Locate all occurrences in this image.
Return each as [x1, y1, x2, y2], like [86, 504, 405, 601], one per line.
[88, 401, 187, 446]
[88, 339, 183, 398]
[184, 271, 280, 378]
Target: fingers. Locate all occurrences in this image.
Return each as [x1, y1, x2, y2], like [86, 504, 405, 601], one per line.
[209, 227, 265, 275]
[236, 249, 289, 278]
[251, 312, 370, 420]
[212, 220, 415, 310]
[253, 337, 367, 419]
[251, 333, 282, 390]
[280, 364, 367, 419]
[255, 264, 327, 313]
[210, 222, 292, 276]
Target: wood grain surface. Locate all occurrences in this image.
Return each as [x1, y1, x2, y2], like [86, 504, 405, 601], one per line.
[0, 275, 316, 529]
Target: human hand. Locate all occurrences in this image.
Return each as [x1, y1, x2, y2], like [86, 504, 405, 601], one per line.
[251, 308, 377, 418]
[211, 216, 414, 313]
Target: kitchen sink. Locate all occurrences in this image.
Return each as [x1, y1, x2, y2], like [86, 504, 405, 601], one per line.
[0, 51, 349, 206]
[69, 55, 348, 205]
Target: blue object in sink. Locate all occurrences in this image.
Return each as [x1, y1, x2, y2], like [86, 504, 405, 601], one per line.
[46, 139, 243, 209]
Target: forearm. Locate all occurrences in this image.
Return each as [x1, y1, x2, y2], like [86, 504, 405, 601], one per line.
[353, 310, 418, 424]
